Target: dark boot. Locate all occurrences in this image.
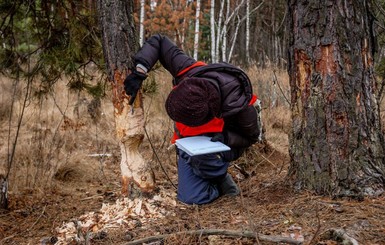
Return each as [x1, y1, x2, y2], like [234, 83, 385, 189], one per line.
[217, 174, 240, 196]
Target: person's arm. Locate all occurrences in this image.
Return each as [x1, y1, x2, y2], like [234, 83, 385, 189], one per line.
[124, 34, 196, 105]
[134, 34, 196, 77]
[223, 105, 260, 148]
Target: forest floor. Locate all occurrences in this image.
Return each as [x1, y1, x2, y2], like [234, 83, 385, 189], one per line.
[1, 138, 385, 245]
[1, 70, 385, 245]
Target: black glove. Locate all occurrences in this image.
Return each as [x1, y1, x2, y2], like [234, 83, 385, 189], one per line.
[124, 70, 148, 105]
[210, 133, 225, 143]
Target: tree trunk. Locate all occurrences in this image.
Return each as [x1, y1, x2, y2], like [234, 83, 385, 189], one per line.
[210, 0, 216, 63]
[139, 0, 145, 46]
[96, 0, 155, 198]
[246, 0, 250, 64]
[228, 15, 241, 63]
[287, 0, 385, 198]
[215, 0, 225, 63]
[0, 175, 8, 209]
[221, 0, 230, 62]
[193, 0, 201, 60]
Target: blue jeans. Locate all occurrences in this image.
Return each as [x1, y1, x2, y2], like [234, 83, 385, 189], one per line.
[177, 150, 229, 205]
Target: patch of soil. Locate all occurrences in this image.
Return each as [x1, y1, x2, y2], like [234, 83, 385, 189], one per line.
[1, 143, 385, 245]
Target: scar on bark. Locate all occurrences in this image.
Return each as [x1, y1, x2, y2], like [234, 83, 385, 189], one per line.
[316, 45, 337, 77]
[361, 38, 373, 69]
[295, 50, 312, 105]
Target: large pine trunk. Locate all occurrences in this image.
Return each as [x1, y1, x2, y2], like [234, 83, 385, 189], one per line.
[287, 0, 385, 198]
[96, 0, 155, 197]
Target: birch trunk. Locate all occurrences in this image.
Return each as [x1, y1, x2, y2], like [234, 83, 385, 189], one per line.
[139, 0, 145, 46]
[215, 0, 225, 63]
[228, 15, 241, 63]
[246, 0, 250, 64]
[210, 0, 216, 63]
[287, 0, 385, 197]
[193, 0, 201, 60]
[221, 0, 230, 62]
[97, 0, 155, 198]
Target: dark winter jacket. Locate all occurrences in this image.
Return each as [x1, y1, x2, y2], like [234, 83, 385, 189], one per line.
[134, 34, 259, 148]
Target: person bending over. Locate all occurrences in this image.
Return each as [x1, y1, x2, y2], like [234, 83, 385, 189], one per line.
[124, 34, 260, 205]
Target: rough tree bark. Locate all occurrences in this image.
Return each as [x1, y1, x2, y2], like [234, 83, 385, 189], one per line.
[287, 0, 385, 198]
[96, 0, 155, 197]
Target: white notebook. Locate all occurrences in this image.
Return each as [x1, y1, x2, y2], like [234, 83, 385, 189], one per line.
[175, 136, 231, 156]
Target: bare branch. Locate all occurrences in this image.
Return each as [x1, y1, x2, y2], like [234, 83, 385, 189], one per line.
[273, 70, 291, 106]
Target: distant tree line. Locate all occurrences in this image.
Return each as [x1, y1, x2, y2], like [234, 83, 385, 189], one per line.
[3, 0, 385, 80]
[0, 0, 289, 85]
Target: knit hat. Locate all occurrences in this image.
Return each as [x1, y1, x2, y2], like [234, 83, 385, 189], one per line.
[165, 78, 221, 127]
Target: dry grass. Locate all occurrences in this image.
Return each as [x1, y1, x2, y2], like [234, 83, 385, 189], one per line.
[0, 76, 118, 193]
[246, 66, 291, 155]
[0, 67, 292, 193]
[2, 65, 385, 195]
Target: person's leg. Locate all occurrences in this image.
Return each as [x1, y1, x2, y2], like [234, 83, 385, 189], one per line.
[214, 173, 240, 196]
[177, 151, 219, 204]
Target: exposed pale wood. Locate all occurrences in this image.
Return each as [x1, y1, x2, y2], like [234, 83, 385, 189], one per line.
[96, 0, 155, 197]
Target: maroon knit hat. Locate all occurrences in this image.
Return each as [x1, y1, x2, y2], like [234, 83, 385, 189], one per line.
[165, 78, 221, 126]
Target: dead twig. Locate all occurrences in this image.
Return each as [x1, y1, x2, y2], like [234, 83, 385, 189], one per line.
[80, 194, 104, 201]
[144, 125, 177, 190]
[307, 203, 322, 245]
[250, 149, 277, 174]
[124, 229, 303, 245]
[234, 164, 250, 178]
[259, 153, 277, 168]
[27, 204, 47, 232]
[272, 70, 291, 106]
[238, 181, 260, 245]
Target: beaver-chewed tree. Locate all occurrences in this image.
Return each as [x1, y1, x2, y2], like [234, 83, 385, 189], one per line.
[287, 0, 385, 198]
[96, 0, 155, 197]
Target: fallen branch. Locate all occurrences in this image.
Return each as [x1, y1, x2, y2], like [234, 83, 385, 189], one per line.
[124, 229, 303, 245]
[319, 228, 359, 245]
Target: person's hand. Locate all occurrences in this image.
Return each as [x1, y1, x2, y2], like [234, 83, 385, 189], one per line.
[211, 133, 225, 143]
[124, 70, 148, 105]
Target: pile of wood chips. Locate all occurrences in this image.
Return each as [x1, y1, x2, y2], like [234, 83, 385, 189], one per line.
[54, 188, 177, 244]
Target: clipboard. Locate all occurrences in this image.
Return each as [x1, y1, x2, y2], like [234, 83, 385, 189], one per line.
[175, 136, 231, 156]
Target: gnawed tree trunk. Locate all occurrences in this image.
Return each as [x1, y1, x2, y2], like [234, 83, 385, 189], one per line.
[287, 0, 385, 198]
[97, 0, 155, 197]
